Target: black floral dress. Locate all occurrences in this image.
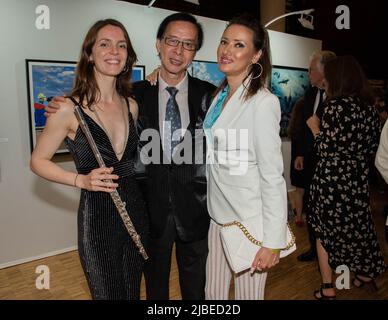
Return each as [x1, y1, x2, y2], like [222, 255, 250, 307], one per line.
[308, 96, 386, 278]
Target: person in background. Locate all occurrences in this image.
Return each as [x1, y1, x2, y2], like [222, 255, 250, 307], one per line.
[296, 50, 336, 262]
[288, 97, 306, 227]
[373, 87, 388, 125]
[307, 55, 386, 299]
[31, 19, 148, 300]
[204, 14, 287, 300]
[369, 87, 388, 193]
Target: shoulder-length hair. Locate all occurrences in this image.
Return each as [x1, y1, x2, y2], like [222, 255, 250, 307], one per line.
[324, 55, 374, 104]
[214, 13, 272, 101]
[71, 19, 137, 108]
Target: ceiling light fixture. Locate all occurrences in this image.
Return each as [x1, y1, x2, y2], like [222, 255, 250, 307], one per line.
[148, 0, 200, 8]
[147, 0, 157, 8]
[265, 9, 315, 30]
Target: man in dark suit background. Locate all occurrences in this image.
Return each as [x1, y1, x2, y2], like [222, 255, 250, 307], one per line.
[133, 13, 215, 299]
[294, 50, 336, 262]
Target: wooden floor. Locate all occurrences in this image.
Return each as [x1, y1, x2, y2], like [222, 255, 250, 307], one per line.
[1, 189, 387, 300]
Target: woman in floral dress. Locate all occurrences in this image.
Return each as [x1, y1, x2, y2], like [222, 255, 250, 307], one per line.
[306, 55, 386, 300]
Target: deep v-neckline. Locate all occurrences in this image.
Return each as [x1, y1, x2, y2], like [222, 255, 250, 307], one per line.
[79, 106, 131, 162]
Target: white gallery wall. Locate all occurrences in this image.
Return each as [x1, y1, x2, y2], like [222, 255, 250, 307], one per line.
[0, 0, 321, 268]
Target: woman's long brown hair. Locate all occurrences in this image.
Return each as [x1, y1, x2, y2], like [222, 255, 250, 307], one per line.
[71, 19, 137, 108]
[214, 14, 272, 101]
[324, 55, 374, 104]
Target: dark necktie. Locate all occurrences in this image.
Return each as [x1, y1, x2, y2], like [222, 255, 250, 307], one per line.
[164, 86, 181, 159]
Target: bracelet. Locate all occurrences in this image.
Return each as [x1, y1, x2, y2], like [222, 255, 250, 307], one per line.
[73, 174, 79, 187]
[269, 248, 281, 254]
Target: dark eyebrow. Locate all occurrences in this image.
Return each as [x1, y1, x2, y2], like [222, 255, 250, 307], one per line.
[97, 38, 127, 43]
[221, 37, 247, 44]
[166, 35, 196, 42]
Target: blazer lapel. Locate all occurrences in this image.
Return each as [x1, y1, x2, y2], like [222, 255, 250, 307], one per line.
[212, 83, 246, 131]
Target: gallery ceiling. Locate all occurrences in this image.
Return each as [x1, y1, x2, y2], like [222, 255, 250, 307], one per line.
[117, 0, 260, 21]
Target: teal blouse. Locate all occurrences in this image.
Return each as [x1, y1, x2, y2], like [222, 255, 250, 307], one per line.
[203, 86, 229, 130]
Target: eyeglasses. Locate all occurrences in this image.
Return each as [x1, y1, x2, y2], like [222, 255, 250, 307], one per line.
[163, 37, 197, 51]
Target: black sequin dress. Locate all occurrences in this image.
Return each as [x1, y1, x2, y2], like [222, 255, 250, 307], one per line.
[65, 103, 148, 300]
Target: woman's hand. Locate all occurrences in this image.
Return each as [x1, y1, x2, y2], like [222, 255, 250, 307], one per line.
[77, 167, 119, 193]
[306, 114, 321, 137]
[251, 247, 280, 273]
[145, 67, 160, 86]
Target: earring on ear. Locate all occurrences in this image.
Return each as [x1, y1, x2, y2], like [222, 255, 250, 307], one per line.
[245, 61, 263, 80]
[121, 64, 129, 74]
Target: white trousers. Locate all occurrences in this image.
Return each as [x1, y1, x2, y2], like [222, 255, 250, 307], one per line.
[205, 220, 268, 300]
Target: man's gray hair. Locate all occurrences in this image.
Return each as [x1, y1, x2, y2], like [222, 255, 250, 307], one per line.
[310, 50, 336, 73]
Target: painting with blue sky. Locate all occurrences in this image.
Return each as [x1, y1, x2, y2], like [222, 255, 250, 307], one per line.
[132, 65, 145, 82]
[188, 60, 224, 86]
[27, 60, 146, 153]
[271, 66, 310, 137]
[26, 60, 76, 153]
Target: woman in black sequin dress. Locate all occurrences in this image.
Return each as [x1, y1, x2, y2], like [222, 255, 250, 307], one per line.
[30, 19, 148, 300]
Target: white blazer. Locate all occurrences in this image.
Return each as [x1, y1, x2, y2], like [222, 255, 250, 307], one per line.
[205, 84, 287, 249]
[375, 120, 388, 227]
[376, 120, 388, 184]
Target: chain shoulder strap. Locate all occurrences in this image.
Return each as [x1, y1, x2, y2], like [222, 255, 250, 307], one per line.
[222, 220, 296, 251]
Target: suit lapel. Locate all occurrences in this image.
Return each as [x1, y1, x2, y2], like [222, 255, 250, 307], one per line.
[187, 76, 202, 135]
[307, 87, 318, 118]
[142, 82, 165, 162]
[145, 83, 160, 132]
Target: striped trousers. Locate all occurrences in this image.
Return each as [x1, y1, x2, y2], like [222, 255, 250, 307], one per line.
[205, 220, 267, 300]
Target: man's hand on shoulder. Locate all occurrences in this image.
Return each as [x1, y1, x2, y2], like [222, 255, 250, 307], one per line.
[45, 96, 66, 117]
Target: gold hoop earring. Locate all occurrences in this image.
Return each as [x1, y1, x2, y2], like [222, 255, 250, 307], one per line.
[246, 62, 263, 80]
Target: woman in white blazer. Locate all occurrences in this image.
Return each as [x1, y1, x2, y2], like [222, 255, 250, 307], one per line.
[204, 14, 287, 300]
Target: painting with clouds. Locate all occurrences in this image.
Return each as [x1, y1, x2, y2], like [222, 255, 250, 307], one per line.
[188, 60, 224, 86]
[26, 59, 76, 154]
[26, 60, 146, 154]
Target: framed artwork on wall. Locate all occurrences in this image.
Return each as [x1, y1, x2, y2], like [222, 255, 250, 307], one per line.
[271, 65, 310, 137]
[188, 60, 224, 86]
[132, 65, 145, 82]
[26, 60, 146, 154]
[26, 59, 77, 154]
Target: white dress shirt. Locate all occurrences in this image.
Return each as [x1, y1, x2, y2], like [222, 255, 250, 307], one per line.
[313, 88, 326, 114]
